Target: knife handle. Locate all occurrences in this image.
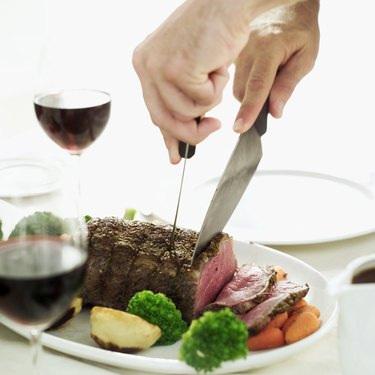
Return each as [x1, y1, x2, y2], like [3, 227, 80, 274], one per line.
[178, 117, 201, 159]
[254, 100, 269, 136]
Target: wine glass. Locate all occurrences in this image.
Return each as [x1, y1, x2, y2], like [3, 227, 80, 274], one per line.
[33, 89, 111, 156]
[33, 23, 112, 215]
[33, 89, 111, 213]
[0, 173, 87, 374]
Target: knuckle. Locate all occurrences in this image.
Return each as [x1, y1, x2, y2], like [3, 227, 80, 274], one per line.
[247, 73, 268, 93]
[233, 83, 245, 102]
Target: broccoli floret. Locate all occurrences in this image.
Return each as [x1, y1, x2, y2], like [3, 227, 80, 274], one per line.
[84, 215, 93, 223]
[0, 218, 3, 240]
[9, 211, 65, 238]
[179, 308, 248, 373]
[126, 290, 188, 345]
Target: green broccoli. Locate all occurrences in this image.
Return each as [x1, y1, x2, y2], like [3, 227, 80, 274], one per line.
[126, 290, 188, 345]
[179, 308, 248, 373]
[84, 215, 93, 223]
[0, 218, 3, 240]
[123, 208, 137, 220]
[9, 211, 65, 238]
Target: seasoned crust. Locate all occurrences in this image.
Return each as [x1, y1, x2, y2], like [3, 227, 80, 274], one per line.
[84, 217, 232, 322]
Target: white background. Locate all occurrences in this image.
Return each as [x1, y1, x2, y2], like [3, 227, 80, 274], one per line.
[0, 0, 374, 218]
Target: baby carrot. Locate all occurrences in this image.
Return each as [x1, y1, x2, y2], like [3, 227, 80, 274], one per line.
[284, 311, 321, 344]
[247, 326, 285, 351]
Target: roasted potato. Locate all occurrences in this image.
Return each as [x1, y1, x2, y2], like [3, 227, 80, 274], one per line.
[90, 306, 161, 353]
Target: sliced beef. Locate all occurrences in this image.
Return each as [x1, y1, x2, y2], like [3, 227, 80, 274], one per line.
[84, 217, 237, 323]
[238, 280, 309, 334]
[203, 264, 277, 314]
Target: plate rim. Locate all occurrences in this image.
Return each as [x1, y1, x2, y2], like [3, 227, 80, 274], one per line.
[0, 155, 64, 198]
[159, 169, 375, 246]
[32, 240, 338, 374]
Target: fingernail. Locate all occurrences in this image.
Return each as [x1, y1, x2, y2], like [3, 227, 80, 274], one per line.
[233, 118, 244, 132]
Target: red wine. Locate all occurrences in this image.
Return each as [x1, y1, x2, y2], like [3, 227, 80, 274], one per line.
[0, 238, 87, 327]
[34, 89, 111, 154]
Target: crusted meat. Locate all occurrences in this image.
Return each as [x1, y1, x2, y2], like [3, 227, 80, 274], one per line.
[238, 280, 309, 334]
[83, 217, 237, 323]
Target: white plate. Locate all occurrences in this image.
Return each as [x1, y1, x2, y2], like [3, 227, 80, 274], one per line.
[33, 241, 337, 374]
[0, 155, 64, 198]
[156, 170, 375, 245]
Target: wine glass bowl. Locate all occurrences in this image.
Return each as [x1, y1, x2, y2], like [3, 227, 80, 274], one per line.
[34, 89, 111, 155]
[0, 235, 86, 330]
[0, 180, 87, 373]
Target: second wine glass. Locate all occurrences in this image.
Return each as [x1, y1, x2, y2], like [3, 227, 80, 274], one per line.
[0, 174, 88, 374]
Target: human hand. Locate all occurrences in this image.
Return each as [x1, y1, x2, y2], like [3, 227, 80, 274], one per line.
[232, 0, 320, 133]
[133, 0, 300, 163]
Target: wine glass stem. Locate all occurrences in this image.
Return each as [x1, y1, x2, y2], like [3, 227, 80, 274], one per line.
[30, 328, 42, 375]
[71, 153, 82, 218]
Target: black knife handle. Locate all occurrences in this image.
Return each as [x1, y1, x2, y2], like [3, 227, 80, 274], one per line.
[178, 142, 195, 159]
[254, 100, 269, 136]
[178, 117, 201, 159]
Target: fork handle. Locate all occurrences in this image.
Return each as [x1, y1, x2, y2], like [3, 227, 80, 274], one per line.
[178, 117, 201, 159]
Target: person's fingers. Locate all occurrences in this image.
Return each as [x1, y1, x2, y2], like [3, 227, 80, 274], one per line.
[161, 117, 221, 164]
[233, 55, 279, 133]
[156, 80, 218, 120]
[268, 50, 316, 118]
[165, 63, 230, 108]
[161, 131, 181, 164]
[140, 71, 222, 142]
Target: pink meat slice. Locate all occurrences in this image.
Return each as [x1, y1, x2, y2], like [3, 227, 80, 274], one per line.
[204, 264, 277, 314]
[238, 280, 309, 334]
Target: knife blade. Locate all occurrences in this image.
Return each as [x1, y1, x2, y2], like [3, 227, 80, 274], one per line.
[191, 102, 268, 264]
[169, 118, 200, 249]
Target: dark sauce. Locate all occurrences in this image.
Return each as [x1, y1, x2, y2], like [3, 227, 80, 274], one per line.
[352, 268, 375, 284]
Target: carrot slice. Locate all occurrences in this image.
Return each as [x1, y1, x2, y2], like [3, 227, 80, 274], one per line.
[267, 312, 288, 329]
[296, 304, 321, 318]
[247, 326, 285, 351]
[284, 311, 321, 344]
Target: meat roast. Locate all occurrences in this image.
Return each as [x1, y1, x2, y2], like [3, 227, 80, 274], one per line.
[83, 217, 237, 323]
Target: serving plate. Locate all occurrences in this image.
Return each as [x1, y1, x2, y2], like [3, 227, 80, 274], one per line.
[0, 155, 64, 198]
[155, 169, 375, 245]
[20, 241, 338, 374]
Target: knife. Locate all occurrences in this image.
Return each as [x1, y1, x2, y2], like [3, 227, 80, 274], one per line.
[169, 118, 199, 249]
[191, 101, 268, 264]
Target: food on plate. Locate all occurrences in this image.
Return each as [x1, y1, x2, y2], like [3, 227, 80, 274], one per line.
[203, 264, 278, 314]
[123, 207, 137, 220]
[237, 280, 309, 334]
[247, 325, 285, 350]
[48, 297, 83, 330]
[126, 290, 188, 345]
[9, 211, 65, 238]
[179, 308, 248, 373]
[274, 265, 287, 281]
[84, 215, 93, 223]
[247, 300, 321, 350]
[282, 301, 321, 344]
[90, 306, 161, 352]
[293, 303, 320, 318]
[80, 217, 321, 368]
[84, 217, 237, 323]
